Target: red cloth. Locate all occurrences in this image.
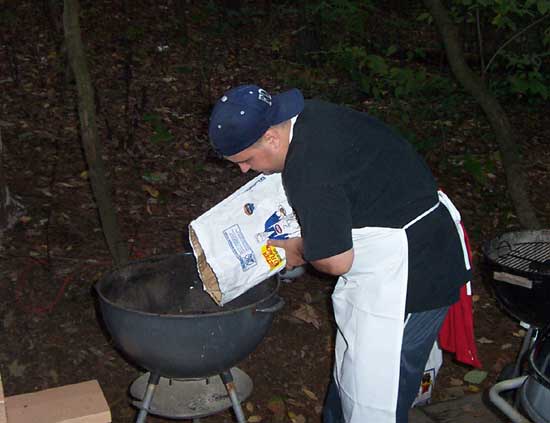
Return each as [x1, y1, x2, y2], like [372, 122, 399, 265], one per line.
[438, 224, 482, 368]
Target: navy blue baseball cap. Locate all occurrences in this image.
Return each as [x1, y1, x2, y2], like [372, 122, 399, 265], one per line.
[208, 85, 304, 156]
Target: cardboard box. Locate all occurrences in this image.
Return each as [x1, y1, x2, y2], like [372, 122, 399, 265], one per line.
[5, 380, 111, 423]
[0, 375, 7, 423]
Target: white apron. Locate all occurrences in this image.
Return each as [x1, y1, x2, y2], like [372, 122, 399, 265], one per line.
[332, 191, 469, 423]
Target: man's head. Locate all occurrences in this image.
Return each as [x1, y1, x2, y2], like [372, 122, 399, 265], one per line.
[209, 85, 304, 174]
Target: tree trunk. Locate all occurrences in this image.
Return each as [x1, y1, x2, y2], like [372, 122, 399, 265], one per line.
[63, 0, 129, 266]
[423, 0, 541, 230]
[0, 128, 25, 246]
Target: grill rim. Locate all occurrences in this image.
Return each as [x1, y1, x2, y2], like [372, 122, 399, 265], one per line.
[483, 230, 550, 281]
[493, 241, 550, 274]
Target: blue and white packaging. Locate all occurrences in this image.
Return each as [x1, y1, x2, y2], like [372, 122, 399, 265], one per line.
[413, 341, 443, 407]
[189, 173, 301, 305]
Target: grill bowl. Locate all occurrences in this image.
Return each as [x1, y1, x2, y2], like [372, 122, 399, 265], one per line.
[94, 252, 283, 378]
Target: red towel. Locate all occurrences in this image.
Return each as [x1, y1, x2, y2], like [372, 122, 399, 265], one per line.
[438, 224, 482, 368]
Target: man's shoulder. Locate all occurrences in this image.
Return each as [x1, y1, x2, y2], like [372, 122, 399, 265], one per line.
[300, 99, 391, 135]
[302, 98, 349, 115]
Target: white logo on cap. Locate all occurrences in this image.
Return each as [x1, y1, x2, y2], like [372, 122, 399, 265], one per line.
[257, 89, 272, 106]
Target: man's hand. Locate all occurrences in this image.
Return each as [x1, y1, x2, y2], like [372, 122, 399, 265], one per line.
[267, 237, 354, 276]
[267, 237, 306, 269]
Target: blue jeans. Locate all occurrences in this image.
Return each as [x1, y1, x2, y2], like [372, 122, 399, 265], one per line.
[323, 306, 449, 423]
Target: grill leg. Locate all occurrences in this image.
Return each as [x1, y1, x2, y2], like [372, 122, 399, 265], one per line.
[512, 326, 536, 378]
[221, 370, 246, 423]
[135, 373, 161, 423]
[512, 326, 538, 408]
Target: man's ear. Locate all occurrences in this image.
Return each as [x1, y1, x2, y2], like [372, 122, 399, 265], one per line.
[263, 128, 281, 150]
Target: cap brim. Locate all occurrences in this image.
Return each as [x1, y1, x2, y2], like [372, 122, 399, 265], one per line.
[270, 88, 304, 126]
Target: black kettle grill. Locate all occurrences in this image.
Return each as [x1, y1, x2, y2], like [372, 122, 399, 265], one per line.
[484, 230, 550, 423]
[482, 230, 550, 329]
[94, 252, 284, 422]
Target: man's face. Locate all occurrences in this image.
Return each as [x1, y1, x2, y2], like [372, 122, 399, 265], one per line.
[226, 136, 284, 175]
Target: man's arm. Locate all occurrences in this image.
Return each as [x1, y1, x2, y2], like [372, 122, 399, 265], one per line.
[267, 237, 354, 276]
[311, 248, 354, 275]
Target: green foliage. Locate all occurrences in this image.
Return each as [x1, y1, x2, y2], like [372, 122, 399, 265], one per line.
[416, 11, 433, 24]
[175, 65, 193, 74]
[142, 172, 168, 183]
[391, 124, 426, 152]
[277, 0, 546, 153]
[126, 25, 145, 42]
[292, 0, 459, 108]
[460, 153, 498, 187]
[504, 52, 549, 99]
[445, 0, 550, 100]
[545, 25, 550, 44]
[143, 114, 174, 143]
[0, 9, 16, 24]
[276, 65, 341, 101]
[294, 0, 462, 153]
[437, 150, 498, 188]
[463, 154, 488, 186]
[331, 45, 454, 100]
[309, 0, 371, 39]
[452, 0, 541, 30]
[192, 1, 215, 23]
[494, 49, 549, 101]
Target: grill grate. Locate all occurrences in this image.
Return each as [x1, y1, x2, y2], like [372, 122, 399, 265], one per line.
[494, 241, 550, 274]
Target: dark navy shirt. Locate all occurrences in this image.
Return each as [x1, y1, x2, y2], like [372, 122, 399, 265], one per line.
[282, 99, 471, 312]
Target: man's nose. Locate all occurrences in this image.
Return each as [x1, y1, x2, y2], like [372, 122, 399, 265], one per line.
[238, 163, 250, 173]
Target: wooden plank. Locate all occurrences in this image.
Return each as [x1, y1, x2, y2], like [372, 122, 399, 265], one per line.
[0, 374, 7, 423]
[5, 380, 111, 423]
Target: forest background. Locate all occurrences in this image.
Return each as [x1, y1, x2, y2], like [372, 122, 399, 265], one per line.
[0, 0, 549, 422]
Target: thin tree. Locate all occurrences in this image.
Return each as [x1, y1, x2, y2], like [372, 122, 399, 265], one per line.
[63, 0, 129, 266]
[423, 0, 541, 229]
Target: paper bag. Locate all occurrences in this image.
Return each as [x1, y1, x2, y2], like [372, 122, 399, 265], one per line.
[413, 341, 443, 407]
[189, 173, 301, 305]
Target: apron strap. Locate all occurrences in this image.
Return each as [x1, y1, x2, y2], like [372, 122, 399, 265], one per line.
[402, 202, 440, 230]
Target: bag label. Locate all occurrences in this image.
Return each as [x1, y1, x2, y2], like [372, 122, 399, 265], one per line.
[261, 244, 283, 270]
[223, 224, 257, 271]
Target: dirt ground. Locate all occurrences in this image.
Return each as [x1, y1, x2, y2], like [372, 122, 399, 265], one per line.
[1, 1, 549, 422]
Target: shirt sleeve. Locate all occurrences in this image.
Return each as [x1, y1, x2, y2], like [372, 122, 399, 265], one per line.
[289, 184, 353, 262]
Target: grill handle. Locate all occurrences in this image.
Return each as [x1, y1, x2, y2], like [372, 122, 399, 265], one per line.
[528, 259, 550, 273]
[255, 295, 285, 313]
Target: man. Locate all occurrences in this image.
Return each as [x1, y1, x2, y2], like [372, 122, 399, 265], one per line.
[208, 85, 472, 423]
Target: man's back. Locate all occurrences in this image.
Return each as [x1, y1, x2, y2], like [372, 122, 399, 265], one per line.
[283, 99, 438, 229]
[283, 99, 470, 312]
